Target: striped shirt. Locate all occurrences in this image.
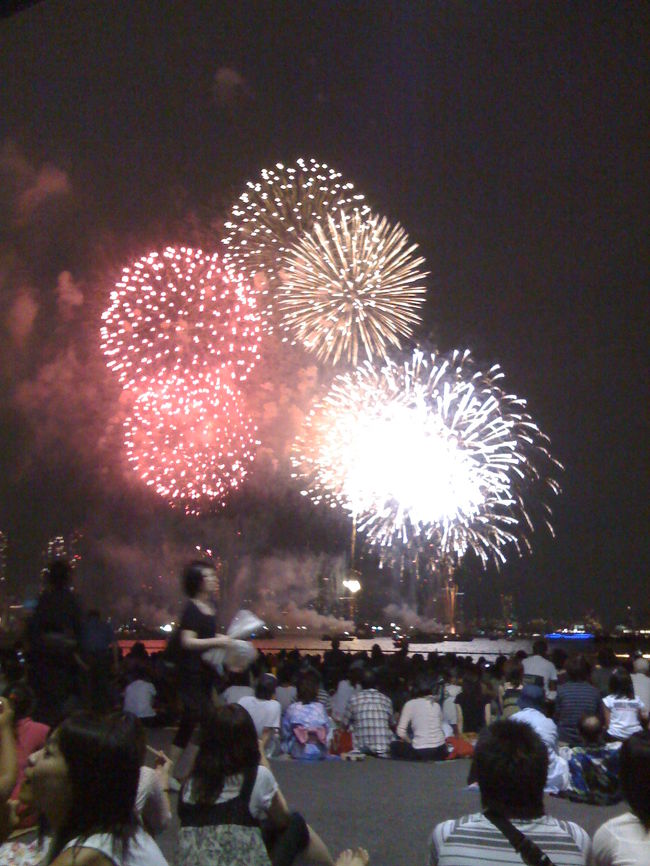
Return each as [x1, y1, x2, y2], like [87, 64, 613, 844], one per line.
[554, 681, 603, 745]
[429, 812, 590, 866]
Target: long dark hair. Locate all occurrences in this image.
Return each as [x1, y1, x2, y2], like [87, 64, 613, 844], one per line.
[620, 731, 650, 828]
[191, 704, 260, 804]
[609, 667, 634, 699]
[47, 712, 139, 863]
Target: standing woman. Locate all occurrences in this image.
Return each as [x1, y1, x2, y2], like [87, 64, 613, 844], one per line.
[169, 560, 236, 786]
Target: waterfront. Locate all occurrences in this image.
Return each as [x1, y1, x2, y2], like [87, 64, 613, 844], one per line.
[119, 635, 535, 661]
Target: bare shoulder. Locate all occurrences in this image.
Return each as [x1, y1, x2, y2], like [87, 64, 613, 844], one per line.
[51, 848, 115, 866]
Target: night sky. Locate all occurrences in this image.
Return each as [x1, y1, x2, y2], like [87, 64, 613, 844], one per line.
[0, 1, 647, 625]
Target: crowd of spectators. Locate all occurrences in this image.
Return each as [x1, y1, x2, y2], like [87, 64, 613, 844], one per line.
[0, 559, 649, 864]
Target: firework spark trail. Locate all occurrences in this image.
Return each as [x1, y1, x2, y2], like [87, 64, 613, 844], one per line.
[100, 247, 261, 392]
[101, 247, 261, 509]
[222, 158, 368, 327]
[278, 210, 428, 365]
[291, 349, 562, 567]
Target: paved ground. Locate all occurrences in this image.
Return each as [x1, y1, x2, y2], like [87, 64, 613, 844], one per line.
[150, 728, 627, 865]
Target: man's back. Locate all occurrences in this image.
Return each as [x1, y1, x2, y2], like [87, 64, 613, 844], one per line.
[343, 688, 394, 756]
[430, 812, 590, 865]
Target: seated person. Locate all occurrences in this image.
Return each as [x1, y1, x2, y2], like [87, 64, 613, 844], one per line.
[282, 669, 329, 760]
[512, 684, 569, 793]
[390, 674, 447, 761]
[592, 730, 650, 865]
[178, 703, 338, 866]
[221, 670, 254, 705]
[429, 719, 590, 865]
[455, 669, 491, 735]
[24, 711, 168, 865]
[341, 669, 394, 758]
[603, 667, 648, 741]
[122, 664, 158, 724]
[554, 654, 603, 745]
[562, 714, 622, 805]
[239, 674, 282, 753]
[3, 683, 49, 829]
[498, 659, 524, 719]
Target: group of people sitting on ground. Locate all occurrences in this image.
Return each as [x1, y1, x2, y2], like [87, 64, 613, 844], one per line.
[1, 558, 649, 864]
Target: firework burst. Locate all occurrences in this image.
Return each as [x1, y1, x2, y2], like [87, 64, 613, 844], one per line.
[278, 210, 428, 365]
[292, 349, 561, 567]
[124, 376, 258, 511]
[222, 158, 367, 324]
[100, 246, 261, 393]
[101, 246, 261, 509]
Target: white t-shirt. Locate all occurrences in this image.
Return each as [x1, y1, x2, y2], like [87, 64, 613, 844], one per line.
[62, 827, 168, 866]
[591, 811, 650, 866]
[123, 680, 157, 718]
[238, 695, 282, 737]
[522, 655, 558, 697]
[222, 684, 254, 704]
[182, 764, 278, 821]
[603, 695, 645, 739]
[397, 697, 446, 749]
[512, 708, 569, 793]
[135, 766, 171, 836]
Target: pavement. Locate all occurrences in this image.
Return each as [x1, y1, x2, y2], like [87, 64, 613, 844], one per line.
[149, 727, 628, 865]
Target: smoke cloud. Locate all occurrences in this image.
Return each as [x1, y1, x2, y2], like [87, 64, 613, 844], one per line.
[7, 288, 39, 344]
[56, 270, 84, 315]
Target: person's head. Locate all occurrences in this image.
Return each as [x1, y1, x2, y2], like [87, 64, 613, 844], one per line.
[182, 560, 217, 599]
[28, 712, 139, 861]
[255, 673, 277, 701]
[566, 654, 591, 682]
[633, 656, 650, 675]
[460, 667, 482, 696]
[192, 704, 260, 803]
[475, 719, 548, 819]
[503, 659, 524, 687]
[532, 639, 548, 658]
[46, 559, 72, 591]
[361, 668, 377, 691]
[609, 667, 634, 699]
[331, 638, 340, 651]
[578, 714, 604, 747]
[620, 731, 650, 828]
[412, 673, 436, 698]
[296, 668, 320, 704]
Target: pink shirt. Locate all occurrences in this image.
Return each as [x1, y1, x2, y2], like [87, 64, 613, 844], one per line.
[12, 717, 50, 799]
